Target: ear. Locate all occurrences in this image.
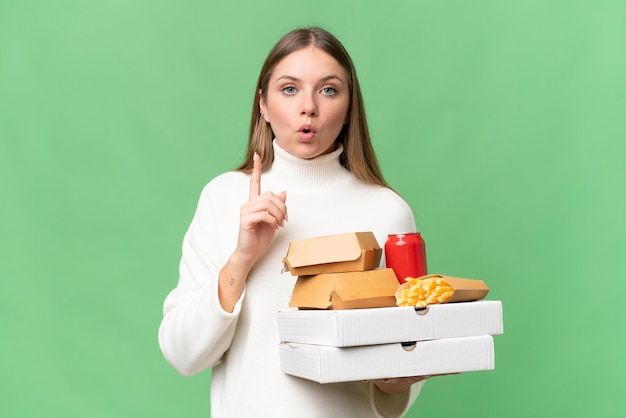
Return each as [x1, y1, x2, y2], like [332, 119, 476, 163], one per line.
[259, 90, 270, 123]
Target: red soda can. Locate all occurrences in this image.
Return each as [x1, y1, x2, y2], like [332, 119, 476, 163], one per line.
[385, 233, 427, 284]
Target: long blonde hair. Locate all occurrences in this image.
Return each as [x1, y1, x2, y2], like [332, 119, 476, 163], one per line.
[237, 27, 389, 188]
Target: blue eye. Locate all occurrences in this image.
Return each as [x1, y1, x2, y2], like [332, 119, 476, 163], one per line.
[321, 87, 337, 96]
[282, 86, 296, 95]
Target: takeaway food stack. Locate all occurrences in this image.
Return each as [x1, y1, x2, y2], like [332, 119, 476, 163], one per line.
[278, 231, 504, 384]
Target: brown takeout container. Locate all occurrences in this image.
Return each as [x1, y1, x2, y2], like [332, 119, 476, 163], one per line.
[395, 273, 490, 304]
[289, 268, 400, 310]
[282, 232, 382, 276]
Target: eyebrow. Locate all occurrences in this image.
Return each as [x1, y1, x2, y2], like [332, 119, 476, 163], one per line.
[275, 75, 345, 84]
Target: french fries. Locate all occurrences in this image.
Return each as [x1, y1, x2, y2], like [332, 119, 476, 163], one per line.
[395, 276, 454, 308]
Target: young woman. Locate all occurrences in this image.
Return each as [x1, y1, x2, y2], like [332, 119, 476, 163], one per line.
[159, 27, 429, 417]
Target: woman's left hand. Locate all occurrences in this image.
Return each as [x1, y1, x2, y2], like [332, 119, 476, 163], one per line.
[369, 376, 429, 395]
[365, 373, 459, 395]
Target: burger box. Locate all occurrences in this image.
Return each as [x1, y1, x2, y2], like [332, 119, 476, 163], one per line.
[288, 268, 400, 310]
[279, 335, 495, 383]
[282, 231, 382, 276]
[278, 300, 503, 347]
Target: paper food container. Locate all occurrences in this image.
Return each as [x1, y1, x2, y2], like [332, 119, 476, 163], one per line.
[396, 274, 490, 305]
[288, 268, 400, 310]
[279, 335, 495, 383]
[278, 300, 503, 347]
[282, 232, 382, 276]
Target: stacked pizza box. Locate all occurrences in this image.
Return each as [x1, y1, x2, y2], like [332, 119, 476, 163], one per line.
[278, 232, 503, 383]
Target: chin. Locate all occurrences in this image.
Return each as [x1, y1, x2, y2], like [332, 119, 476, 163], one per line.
[277, 138, 335, 159]
[301, 143, 336, 159]
[293, 151, 322, 160]
[285, 144, 321, 159]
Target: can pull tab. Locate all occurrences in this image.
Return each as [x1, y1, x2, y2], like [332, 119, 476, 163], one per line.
[396, 234, 406, 245]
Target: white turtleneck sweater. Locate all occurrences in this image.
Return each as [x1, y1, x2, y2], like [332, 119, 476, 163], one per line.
[159, 141, 425, 417]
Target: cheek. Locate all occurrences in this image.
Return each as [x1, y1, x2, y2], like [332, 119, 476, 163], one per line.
[267, 99, 291, 122]
[331, 102, 350, 125]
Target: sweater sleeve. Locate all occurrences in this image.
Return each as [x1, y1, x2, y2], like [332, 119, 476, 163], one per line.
[158, 184, 242, 377]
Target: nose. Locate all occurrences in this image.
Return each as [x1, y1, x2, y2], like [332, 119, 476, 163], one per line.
[300, 92, 318, 117]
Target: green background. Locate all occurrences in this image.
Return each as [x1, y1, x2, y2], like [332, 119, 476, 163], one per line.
[1, 0, 624, 417]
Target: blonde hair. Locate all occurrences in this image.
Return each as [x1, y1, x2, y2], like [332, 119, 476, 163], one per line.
[237, 27, 389, 188]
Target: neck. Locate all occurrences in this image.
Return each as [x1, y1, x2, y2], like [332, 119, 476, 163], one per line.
[267, 141, 349, 189]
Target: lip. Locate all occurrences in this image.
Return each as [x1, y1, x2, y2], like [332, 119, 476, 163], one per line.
[297, 124, 316, 141]
[298, 124, 315, 133]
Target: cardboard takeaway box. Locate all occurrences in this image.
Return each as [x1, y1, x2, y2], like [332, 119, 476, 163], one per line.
[279, 335, 495, 383]
[288, 268, 400, 310]
[279, 300, 503, 347]
[282, 231, 382, 276]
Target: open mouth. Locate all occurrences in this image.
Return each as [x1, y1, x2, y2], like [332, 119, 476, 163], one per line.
[298, 125, 315, 140]
[299, 124, 315, 134]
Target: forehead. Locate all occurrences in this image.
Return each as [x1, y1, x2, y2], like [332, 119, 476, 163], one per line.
[271, 46, 347, 81]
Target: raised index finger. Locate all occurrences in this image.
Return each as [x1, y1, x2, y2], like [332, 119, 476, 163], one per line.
[249, 152, 261, 200]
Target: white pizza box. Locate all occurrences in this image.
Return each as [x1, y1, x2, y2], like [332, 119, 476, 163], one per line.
[278, 300, 503, 347]
[279, 335, 495, 383]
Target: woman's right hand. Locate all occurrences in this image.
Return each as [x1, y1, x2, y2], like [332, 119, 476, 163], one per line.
[235, 152, 288, 270]
[218, 153, 288, 312]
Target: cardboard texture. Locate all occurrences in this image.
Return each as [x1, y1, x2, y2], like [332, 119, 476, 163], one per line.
[279, 335, 495, 383]
[288, 268, 400, 310]
[396, 274, 490, 304]
[278, 300, 503, 347]
[282, 232, 382, 276]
